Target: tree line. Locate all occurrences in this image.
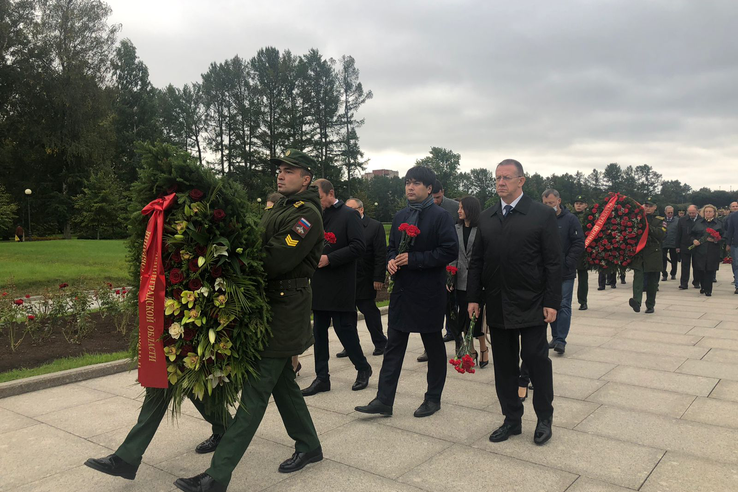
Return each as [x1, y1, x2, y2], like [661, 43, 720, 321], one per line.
[0, 0, 371, 238]
[1, 0, 733, 237]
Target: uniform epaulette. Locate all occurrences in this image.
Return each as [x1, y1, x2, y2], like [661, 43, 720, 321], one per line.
[265, 205, 274, 210]
[293, 201, 305, 208]
[655, 216, 665, 220]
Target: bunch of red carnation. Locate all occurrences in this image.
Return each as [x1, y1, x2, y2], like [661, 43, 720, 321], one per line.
[449, 354, 476, 374]
[446, 265, 458, 288]
[387, 222, 422, 293]
[723, 256, 733, 264]
[583, 192, 646, 270]
[398, 223, 421, 237]
[324, 232, 337, 245]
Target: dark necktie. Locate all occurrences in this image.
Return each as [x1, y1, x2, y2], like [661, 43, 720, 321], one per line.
[503, 204, 513, 218]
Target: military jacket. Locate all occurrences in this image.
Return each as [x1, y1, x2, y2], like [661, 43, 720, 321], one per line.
[632, 213, 666, 272]
[575, 209, 590, 271]
[259, 185, 324, 357]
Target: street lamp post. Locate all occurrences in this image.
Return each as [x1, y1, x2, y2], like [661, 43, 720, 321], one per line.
[24, 189, 32, 240]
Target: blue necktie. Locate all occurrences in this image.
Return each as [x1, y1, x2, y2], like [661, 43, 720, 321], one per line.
[503, 205, 513, 218]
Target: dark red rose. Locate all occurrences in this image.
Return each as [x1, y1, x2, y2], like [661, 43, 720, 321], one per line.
[189, 189, 204, 201]
[164, 260, 172, 271]
[188, 278, 202, 290]
[211, 266, 223, 278]
[195, 245, 207, 256]
[167, 184, 179, 194]
[216, 352, 227, 361]
[189, 259, 200, 272]
[169, 269, 184, 284]
[164, 318, 173, 329]
[164, 336, 176, 346]
[172, 288, 183, 300]
[213, 209, 226, 222]
[171, 251, 182, 263]
[183, 329, 195, 341]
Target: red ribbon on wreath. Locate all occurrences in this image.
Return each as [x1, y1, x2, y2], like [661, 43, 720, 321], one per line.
[138, 193, 177, 388]
[634, 205, 649, 254]
[585, 194, 619, 248]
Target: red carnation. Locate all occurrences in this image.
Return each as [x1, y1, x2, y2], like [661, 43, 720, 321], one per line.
[446, 266, 458, 275]
[27, 315, 35, 321]
[189, 258, 200, 272]
[588, 215, 593, 220]
[213, 209, 226, 222]
[115, 289, 121, 295]
[169, 269, 184, 284]
[398, 223, 408, 232]
[188, 278, 202, 290]
[211, 266, 223, 278]
[1, 292, 7, 297]
[14, 299, 23, 305]
[324, 232, 337, 244]
[59, 283, 69, 289]
[24, 294, 30, 299]
[405, 225, 421, 237]
[189, 189, 204, 201]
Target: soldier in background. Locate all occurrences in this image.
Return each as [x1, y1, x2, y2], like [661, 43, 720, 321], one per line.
[629, 198, 667, 314]
[572, 196, 590, 310]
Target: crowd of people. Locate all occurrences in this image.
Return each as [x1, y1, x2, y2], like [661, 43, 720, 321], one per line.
[83, 149, 738, 492]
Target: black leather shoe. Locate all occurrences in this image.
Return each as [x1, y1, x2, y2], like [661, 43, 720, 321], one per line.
[553, 342, 565, 355]
[678, 285, 687, 290]
[734, 288, 738, 294]
[620, 277, 626, 284]
[174, 472, 226, 492]
[645, 307, 655, 314]
[442, 332, 455, 343]
[278, 447, 323, 473]
[355, 398, 393, 416]
[579, 303, 588, 311]
[706, 293, 712, 297]
[662, 275, 668, 281]
[195, 434, 222, 454]
[700, 289, 705, 294]
[489, 422, 522, 442]
[84, 454, 138, 480]
[628, 298, 641, 313]
[413, 400, 441, 418]
[548, 340, 555, 349]
[671, 275, 676, 280]
[352, 367, 372, 391]
[417, 351, 428, 362]
[336, 349, 348, 358]
[610, 284, 617, 289]
[597, 286, 605, 291]
[301, 378, 330, 396]
[534, 418, 553, 445]
[373, 347, 385, 356]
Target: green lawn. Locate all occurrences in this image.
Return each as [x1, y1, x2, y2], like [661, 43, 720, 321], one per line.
[0, 351, 130, 384]
[0, 239, 130, 295]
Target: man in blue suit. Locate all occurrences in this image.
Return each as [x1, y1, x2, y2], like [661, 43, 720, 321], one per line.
[355, 166, 458, 418]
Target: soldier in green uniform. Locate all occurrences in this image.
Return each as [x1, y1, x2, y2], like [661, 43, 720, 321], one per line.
[629, 198, 667, 314]
[573, 196, 590, 310]
[173, 149, 325, 492]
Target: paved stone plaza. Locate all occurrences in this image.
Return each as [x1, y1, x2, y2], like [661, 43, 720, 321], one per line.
[2, 270, 738, 491]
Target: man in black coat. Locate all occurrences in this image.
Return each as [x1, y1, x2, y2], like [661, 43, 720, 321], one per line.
[301, 179, 373, 397]
[468, 159, 562, 446]
[676, 205, 699, 289]
[355, 166, 458, 418]
[340, 198, 388, 356]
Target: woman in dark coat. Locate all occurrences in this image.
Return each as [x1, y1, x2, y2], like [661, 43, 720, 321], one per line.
[690, 204, 723, 296]
[449, 196, 489, 367]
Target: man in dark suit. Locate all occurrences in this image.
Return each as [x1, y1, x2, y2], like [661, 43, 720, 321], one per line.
[340, 197, 388, 356]
[355, 166, 458, 418]
[468, 159, 562, 446]
[301, 179, 372, 397]
[676, 205, 699, 289]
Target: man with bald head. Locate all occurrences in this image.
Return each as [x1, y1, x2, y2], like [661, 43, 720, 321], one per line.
[661, 206, 679, 281]
[676, 205, 700, 290]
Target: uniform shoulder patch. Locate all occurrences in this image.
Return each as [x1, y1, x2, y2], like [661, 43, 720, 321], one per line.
[285, 234, 299, 247]
[293, 201, 305, 208]
[292, 217, 312, 238]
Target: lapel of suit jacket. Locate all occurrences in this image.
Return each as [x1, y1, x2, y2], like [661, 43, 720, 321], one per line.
[467, 226, 477, 256]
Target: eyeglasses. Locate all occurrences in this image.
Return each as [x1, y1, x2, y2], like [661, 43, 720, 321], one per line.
[495, 175, 521, 182]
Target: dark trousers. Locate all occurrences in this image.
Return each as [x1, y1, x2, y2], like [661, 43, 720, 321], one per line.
[598, 271, 616, 288]
[356, 298, 387, 350]
[680, 252, 698, 287]
[313, 310, 370, 381]
[632, 269, 659, 309]
[695, 269, 716, 295]
[377, 328, 447, 406]
[206, 357, 320, 486]
[116, 389, 231, 467]
[490, 324, 554, 424]
[662, 248, 678, 277]
[576, 269, 588, 305]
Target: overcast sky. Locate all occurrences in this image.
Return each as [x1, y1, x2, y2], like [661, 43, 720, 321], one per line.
[107, 0, 738, 192]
